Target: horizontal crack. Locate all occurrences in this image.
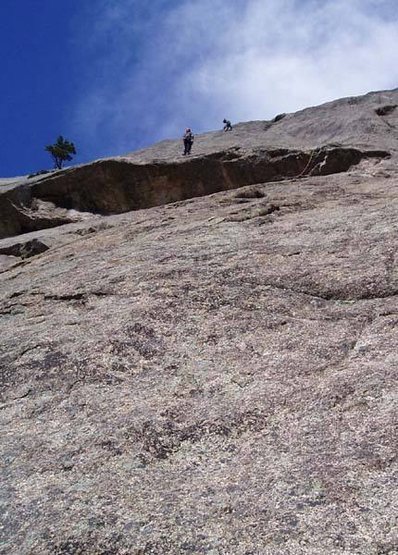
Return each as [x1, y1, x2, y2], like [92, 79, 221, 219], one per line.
[43, 290, 112, 302]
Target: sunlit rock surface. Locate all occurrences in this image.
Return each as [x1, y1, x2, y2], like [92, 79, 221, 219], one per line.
[1, 90, 397, 554]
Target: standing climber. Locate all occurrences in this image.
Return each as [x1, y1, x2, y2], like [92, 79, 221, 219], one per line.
[223, 119, 233, 131]
[183, 128, 194, 155]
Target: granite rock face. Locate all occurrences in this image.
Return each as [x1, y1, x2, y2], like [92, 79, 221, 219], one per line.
[0, 90, 398, 554]
[1, 89, 397, 239]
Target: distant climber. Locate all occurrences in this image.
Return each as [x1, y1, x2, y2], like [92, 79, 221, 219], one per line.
[223, 119, 233, 131]
[183, 128, 194, 155]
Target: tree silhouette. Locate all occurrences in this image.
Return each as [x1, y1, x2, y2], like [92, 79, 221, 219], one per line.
[45, 136, 76, 169]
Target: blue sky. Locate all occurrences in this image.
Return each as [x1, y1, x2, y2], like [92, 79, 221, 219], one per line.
[1, 0, 397, 176]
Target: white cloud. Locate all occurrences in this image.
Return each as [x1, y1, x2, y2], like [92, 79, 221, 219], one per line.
[71, 0, 398, 158]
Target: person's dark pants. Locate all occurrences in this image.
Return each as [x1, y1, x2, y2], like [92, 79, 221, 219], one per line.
[183, 140, 193, 155]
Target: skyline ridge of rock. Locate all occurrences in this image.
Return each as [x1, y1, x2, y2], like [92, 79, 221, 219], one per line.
[1, 88, 398, 242]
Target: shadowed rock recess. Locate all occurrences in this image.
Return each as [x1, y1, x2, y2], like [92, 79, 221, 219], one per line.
[1, 90, 398, 554]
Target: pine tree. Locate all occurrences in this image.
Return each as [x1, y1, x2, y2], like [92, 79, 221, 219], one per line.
[45, 136, 77, 169]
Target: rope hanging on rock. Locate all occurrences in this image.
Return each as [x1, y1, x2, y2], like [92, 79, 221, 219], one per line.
[296, 148, 321, 178]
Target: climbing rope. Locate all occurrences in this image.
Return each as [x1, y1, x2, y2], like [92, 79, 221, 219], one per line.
[295, 148, 321, 179]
